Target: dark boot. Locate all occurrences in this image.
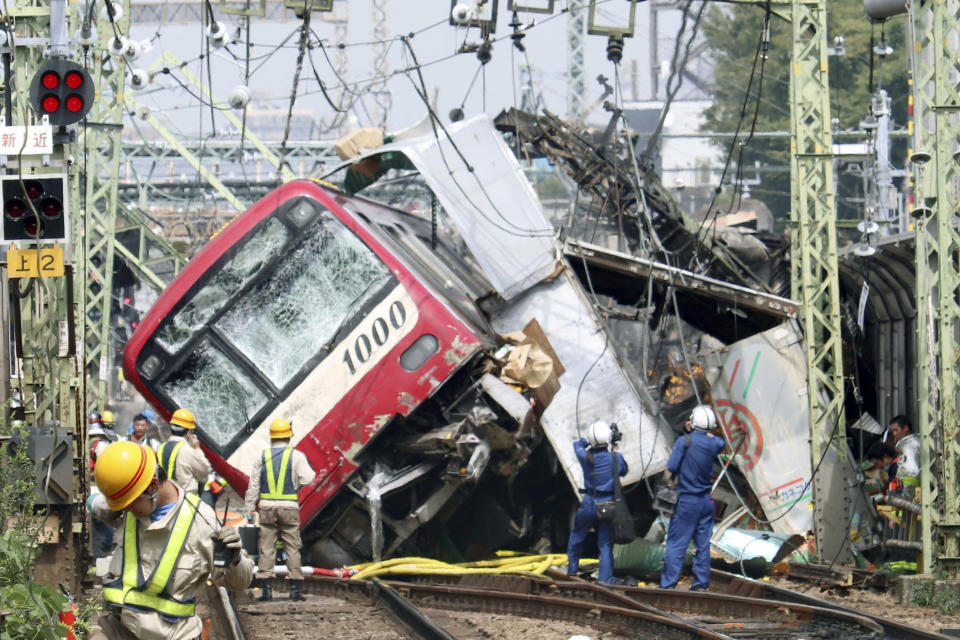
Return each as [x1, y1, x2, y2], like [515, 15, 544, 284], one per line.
[257, 578, 273, 602]
[289, 580, 305, 602]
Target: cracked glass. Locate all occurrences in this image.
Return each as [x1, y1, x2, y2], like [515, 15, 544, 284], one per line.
[216, 211, 391, 388]
[156, 218, 289, 352]
[159, 338, 267, 448]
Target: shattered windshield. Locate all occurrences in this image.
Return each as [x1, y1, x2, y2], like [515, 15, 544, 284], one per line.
[156, 218, 288, 351]
[160, 338, 267, 448]
[215, 210, 392, 388]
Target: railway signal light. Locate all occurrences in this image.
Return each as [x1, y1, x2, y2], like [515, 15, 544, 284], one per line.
[29, 60, 94, 126]
[1, 176, 68, 243]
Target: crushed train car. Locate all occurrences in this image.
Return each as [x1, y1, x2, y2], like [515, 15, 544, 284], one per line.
[122, 115, 675, 565]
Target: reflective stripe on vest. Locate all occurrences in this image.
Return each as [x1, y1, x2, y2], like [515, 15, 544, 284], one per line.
[102, 492, 201, 619]
[260, 447, 298, 501]
[157, 441, 186, 479]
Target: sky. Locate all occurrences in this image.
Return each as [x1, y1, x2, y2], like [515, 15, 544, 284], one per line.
[125, 0, 699, 142]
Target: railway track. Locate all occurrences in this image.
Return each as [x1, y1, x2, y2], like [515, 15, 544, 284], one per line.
[394, 571, 883, 639]
[207, 568, 939, 639]
[709, 569, 953, 640]
[214, 576, 732, 639]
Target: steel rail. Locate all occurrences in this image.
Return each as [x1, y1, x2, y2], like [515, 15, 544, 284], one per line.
[302, 575, 728, 639]
[205, 585, 245, 640]
[709, 569, 953, 640]
[389, 570, 882, 639]
[370, 578, 458, 640]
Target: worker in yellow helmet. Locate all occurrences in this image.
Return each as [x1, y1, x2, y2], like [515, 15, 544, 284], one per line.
[156, 408, 211, 497]
[101, 410, 117, 433]
[89, 442, 252, 640]
[244, 418, 316, 602]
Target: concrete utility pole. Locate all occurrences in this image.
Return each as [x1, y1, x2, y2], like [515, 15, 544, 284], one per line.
[908, 0, 960, 576]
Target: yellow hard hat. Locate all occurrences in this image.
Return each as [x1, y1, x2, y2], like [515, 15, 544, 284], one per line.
[170, 408, 196, 430]
[269, 418, 293, 439]
[94, 442, 157, 511]
[101, 410, 115, 426]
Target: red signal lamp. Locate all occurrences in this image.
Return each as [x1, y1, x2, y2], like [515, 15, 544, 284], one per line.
[29, 60, 94, 126]
[41, 71, 59, 90]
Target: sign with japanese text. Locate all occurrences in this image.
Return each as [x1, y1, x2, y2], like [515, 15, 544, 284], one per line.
[6, 245, 64, 278]
[0, 125, 54, 155]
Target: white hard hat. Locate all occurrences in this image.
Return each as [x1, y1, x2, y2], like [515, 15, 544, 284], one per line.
[691, 404, 717, 431]
[586, 420, 612, 447]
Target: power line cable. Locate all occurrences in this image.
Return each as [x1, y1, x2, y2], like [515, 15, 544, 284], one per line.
[276, 4, 311, 182]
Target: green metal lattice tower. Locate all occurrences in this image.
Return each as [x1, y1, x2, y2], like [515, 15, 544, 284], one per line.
[82, 5, 189, 407]
[786, 0, 847, 562]
[908, 0, 960, 576]
[81, 0, 131, 405]
[725, 0, 847, 561]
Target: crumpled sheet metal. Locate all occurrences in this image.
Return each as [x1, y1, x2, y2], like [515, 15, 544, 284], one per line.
[491, 270, 672, 490]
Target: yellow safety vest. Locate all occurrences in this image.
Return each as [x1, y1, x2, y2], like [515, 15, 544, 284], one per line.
[103, 493, 201, 619]
[157, 441, 185, 479]
[260, 447, 298, 501]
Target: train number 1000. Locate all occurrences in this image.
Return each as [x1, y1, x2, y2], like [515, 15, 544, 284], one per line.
[342, 301, 408, 375]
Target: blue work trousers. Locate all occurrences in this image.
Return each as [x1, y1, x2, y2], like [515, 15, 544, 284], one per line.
[567, 493, 614, 584]
[660, 492, 714, 589]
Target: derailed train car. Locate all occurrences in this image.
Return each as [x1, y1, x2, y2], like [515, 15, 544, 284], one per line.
[122, 115, 673, 565]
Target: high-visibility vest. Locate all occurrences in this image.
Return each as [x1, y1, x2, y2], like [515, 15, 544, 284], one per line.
[260, 447, 298, 501]
[157, 441, 186, 479]
[103, 493, 201, 619]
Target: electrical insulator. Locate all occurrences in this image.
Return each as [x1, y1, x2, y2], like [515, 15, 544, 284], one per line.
[606, 35, 624, 65]
[228, 85, 251, 109]
[130, 69, 150, 90]
[451, 3, 476, 24]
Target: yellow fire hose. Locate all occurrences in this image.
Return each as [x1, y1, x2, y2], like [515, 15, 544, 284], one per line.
[349, 553, 598, 581]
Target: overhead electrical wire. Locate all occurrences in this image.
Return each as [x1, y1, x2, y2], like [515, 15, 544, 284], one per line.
[277, 3, 312, 183]
[690, 6, 772, 256]
[399, 35, 553, 238]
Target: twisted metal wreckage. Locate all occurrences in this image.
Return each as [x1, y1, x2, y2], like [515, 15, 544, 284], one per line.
[128, 108, 882, 568]
[281, 106, 885, 568]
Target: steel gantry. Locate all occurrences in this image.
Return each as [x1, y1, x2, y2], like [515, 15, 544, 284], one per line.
[4, 0, 81, 443]
[720, 0, 848, 562]
[787, 0, 848, 563]
[908, 0, 960, 576]
[81, 0, 132, 404]
[81, 0, 187, 405]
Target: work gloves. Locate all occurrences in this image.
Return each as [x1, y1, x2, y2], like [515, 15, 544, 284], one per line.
[217, 526, 243, 566]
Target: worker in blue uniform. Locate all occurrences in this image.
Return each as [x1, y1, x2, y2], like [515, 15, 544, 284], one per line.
[660, 404, 726, 591]
[567, 420, 628, 584]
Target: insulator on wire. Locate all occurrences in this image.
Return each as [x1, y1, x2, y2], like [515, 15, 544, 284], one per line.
[606, 35, 624, 65]
[477, 39, 492, 65]
[510, 11, 525, 52]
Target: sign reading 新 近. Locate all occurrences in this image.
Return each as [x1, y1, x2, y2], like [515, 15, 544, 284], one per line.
[0, 125, 54, 155]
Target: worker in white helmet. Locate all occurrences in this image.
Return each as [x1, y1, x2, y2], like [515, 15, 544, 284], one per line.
[566, 420, 628, 584]
[660, 404, 726, 592]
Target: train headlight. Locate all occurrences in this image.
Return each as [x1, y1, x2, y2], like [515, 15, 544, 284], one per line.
[286, 198, 321, 227]
[400, 334, 439, 371]
[140, 354, 163, 379]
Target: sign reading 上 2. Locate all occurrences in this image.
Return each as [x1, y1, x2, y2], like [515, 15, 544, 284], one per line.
[7, 245, 65, 278]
